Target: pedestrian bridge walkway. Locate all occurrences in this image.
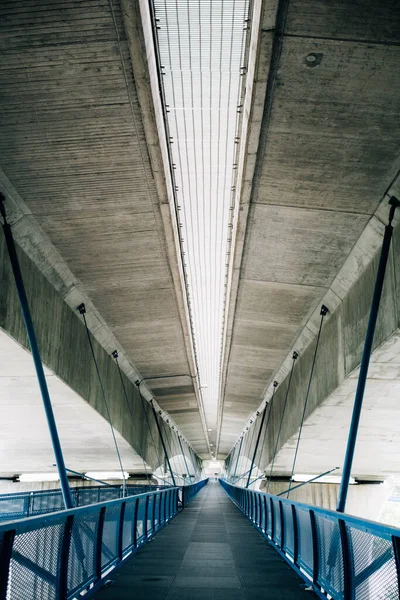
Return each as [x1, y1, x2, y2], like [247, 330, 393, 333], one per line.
[95, 481, 313, 599]
[1, 479, 399, 599]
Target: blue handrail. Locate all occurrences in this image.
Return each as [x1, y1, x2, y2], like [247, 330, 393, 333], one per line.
[0, 480, 209, 599]
[0, 488, 175, 598]
[220, 479, 400, 600]
[181, 478, 209, 508]
[0, 484, 171, 521]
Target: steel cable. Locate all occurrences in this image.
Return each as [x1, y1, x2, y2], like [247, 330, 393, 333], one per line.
[286, 305, 328, 498]
[112, 351, 152, 488]
[247, 381, 278, 488]
[77, 304, 126, 496]
[266, 351, 298, 493]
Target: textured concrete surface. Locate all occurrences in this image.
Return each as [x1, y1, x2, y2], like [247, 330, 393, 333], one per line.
[94, 481, 315, 600]
[0, 328, 148, 476]
[0, 233, 203, 476]
[0, 0, 208, 454]
[227, 209, 400, 481]
[218, 0, 400, 455]
[269, 329, 400, 479]
[0, 0, 399, 471]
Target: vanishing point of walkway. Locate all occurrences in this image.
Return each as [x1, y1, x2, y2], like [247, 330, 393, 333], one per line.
[95, 481, 316, 599]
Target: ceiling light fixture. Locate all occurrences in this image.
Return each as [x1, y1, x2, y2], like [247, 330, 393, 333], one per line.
[85, 471, 130, 481]
[18, 473, 60, 483]
[154, 0, 250, 442]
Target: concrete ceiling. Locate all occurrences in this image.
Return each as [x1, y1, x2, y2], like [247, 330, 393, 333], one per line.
[0, 0, 399, 464]
[0, 328, 147, 476]
[217, 0, 400, 455]
[0, 1, 208, 453]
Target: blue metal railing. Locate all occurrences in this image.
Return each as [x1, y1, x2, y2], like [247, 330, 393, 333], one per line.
[0, 480, 208, 599]
[0, 485, 170, 522]
[0, 487, 178, 599]
[220, 479, 400, 600]
[181, 478, 209, 508]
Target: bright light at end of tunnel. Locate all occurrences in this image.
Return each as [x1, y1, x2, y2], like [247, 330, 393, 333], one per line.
[85, 472, 130, 480]
[18, 473, 60, 482]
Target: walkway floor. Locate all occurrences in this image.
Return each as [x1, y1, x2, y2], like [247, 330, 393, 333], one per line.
[95, 481, 316, 599]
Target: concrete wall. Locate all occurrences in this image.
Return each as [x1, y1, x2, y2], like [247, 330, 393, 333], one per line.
[234, 210, 400, 477]
[0, 233, 176, 471]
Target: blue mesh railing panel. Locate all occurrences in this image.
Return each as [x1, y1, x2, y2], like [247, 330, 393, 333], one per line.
[0, 483, 209, 599]
[0, 484, 166, 521]
[315, 513, 344, 598]
[181, 479, 208, 507]
[267, 497, 273, 538]
[272, 497, 281, 546]
[31, 491, 65, 516]
[219, 480, 400, 599]
[260, 495, 266, 531]
[256, 493, 262, 527]
[350, 525, 398, 600]
[7, 521, 64, 600]
[154, 493, 160, 531]
[147, 495, 154, 535]
[282, 502, 295, 559]
[296, 505, 314, 577]
[0, 497, 27, 520]
[136, 495, 146, 544]
[68, 512, 98, 596]
[101, 506, 120, 571]
[122, 501, 135, 553]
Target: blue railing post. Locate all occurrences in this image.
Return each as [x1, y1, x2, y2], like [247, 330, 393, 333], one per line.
[337, 197, 400, 513]
[95, 507, 106, 581]
[0, 195, 74, 510]
[152, 494, 157, 532]
[162, 489, 167, 522]
[57, 515, 74, 599]
[263, 495, 268, 533]
[339, 519, 355, 600]
[0, 529, 15, 600]
[118, 502, 126, 560]
[279, 501, 285, 551]
[220, 479, 400, 599]
[133, 498, 139, 547]
[392, 535, 400, 598]
[144, 495, 149, 538]
[292, 505, 299, 565]
[310, 510, 319, 586]
[158, 492, 162, 527]
[270, 498, 275, 540]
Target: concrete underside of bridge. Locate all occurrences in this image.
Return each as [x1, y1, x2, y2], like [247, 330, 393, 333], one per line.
[218, 0, 400, 455]
[230, 190, 400, 483]
[0, 328, 147, 476]
[0, 0, 400, 487]
[0, 0, 208, 457]
[0, 230, 203, 477]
